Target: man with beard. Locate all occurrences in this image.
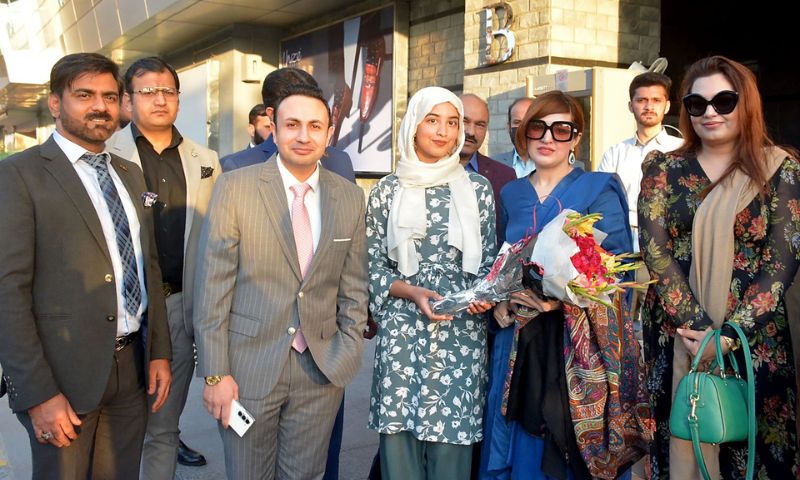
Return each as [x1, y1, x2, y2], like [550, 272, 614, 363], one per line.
[247, 103, 271, 147]
[458, 93, 515, 238]
[227, 104, 271, 155]
[598, 71, 683, 252]
[0, 53, 171, 479]
[106, 56, 220, 478]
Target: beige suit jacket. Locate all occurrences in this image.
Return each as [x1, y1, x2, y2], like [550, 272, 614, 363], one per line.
[194, 157, 368, 398]
[106, 125, 220, 336]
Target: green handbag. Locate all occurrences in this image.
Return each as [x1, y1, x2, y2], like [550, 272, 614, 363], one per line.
[668, 322, 755, 480]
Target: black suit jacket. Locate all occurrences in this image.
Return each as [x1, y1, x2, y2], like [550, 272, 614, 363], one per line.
[0, 136, 170, 413]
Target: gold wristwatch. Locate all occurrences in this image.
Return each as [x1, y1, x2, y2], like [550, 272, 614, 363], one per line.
[205, 375, 223, 386]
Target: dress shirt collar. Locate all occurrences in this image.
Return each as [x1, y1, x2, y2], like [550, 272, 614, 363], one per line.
[53, 130, 109, 165]
[276, 154, 320, 194]
[464, 152, 479, 173]
[634, 127, 672, 147]
[512, 148, 536, 177]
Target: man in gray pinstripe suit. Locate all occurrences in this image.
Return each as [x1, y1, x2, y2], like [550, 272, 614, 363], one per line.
[194, 83, 369, 479]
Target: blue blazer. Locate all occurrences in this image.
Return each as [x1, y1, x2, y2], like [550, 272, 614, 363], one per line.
[220, 135, 356, 183]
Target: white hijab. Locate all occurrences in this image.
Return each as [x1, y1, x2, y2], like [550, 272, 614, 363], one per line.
[387, 86, 483, 277]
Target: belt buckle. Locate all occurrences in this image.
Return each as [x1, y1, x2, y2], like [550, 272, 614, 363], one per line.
[115, 332, 137, 351]
[162, 283, 173, 298]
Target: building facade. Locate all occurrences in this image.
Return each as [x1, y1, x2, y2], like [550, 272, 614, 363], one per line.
[2, 0, 797, 175]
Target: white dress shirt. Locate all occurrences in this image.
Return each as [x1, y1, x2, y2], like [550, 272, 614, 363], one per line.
[598, 128, 683, 251]
[276, 155, 322, 251]
[53, 131, 147, 336]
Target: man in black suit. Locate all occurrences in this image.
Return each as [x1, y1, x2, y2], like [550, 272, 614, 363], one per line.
[220, 67, 355, 182]
[0, 53, 171, 479]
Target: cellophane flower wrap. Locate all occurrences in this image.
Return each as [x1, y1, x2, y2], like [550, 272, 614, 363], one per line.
[523, 209, 648, 306]
[430, 235, 536, 315]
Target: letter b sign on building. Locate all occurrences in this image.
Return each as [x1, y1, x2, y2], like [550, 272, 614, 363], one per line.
[478, 2, 516, 67]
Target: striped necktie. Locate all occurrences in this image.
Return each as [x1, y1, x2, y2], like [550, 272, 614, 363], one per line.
[82, 153, 142, 317]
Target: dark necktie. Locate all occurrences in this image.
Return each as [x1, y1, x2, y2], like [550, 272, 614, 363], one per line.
[82, 153, 142, 317]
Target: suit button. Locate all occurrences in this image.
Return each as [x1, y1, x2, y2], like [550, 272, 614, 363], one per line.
[298, 292, 304, 298]
[104, 274, 113, 283]
[287, 327, 296, 335]
[106, 315, 116, 322]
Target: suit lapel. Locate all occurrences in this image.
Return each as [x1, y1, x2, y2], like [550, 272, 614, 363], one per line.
[303, 168, 338, 280]
[107, 125, 141, 168]
[41, 138, 112, 264]
[178, 140, 200, 251]
[259, 158, 303, 282]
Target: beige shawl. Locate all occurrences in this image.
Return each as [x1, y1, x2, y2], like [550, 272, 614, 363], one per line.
[689, 147, 787, 325]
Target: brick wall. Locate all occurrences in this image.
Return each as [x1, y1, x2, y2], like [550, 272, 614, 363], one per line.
[463, 0, 661, 158]
[408, 1, 465, 95]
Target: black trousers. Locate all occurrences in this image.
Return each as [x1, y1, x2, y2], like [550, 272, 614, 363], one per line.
[17, 338, 147, 480]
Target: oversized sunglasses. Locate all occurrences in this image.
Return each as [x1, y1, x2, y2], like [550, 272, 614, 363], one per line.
[525, 120, 579, 142]
[682, 90, 739, 117]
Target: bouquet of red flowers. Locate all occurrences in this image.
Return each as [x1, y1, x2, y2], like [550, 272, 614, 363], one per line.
[522, 210, 649, 307]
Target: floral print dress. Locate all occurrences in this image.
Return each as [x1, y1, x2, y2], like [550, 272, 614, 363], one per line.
[638, 150, 800, 479]
[366, 172, 496, 444]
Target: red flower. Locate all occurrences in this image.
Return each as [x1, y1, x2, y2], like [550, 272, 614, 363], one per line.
[752, 291, 777, 316]
[748, 216, 767, 239]
[667, 288, 683, 305]
[654, 172, 668, 190]
[765, 321, 778, 337]
[733, 251, 748, 270]
[789, 199, 800, 218]
[736, 208, 752, 225]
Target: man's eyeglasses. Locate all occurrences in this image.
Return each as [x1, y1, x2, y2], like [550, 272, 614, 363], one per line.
[682, 90, 738, 117]
[526, 120, 579, 142]
[132, 87, 180, 101]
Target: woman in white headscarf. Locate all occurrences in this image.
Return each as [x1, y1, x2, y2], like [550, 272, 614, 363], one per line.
[366, 86, 497, 479]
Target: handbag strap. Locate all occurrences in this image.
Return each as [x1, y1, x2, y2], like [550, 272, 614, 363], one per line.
[689, 418, 713, 480]
[686, 322, 756, 480]
[726, 322, 756, 480]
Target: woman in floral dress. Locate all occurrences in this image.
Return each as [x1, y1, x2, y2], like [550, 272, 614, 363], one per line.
[366, 86, 496, 479]
[639, 55, 800, 479]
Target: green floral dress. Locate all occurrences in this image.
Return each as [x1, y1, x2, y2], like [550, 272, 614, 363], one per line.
[366, 173, 496, 444]
[639, 150, 800, 479]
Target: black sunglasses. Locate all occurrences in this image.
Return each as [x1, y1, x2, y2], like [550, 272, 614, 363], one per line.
[525, 120, 579, 142]
[682, 90, 739, 117]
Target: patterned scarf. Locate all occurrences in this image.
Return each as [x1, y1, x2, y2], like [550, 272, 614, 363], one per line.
[562, 295, 654, 479]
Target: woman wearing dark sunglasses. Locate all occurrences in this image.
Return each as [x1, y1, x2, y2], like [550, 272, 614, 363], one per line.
[481, 91, 651, 480]
[639, 55, 800, 479]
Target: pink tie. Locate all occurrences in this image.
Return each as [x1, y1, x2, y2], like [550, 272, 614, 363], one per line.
[290, 183, 313, 353]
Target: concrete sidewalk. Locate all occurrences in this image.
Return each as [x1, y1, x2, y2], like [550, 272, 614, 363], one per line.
[0, 341, 378, 479]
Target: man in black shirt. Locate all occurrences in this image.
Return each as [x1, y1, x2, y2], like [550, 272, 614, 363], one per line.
[106, 57, 221, 479]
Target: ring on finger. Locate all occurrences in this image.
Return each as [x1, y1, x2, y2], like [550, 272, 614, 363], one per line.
[40, 431, 54, 441]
